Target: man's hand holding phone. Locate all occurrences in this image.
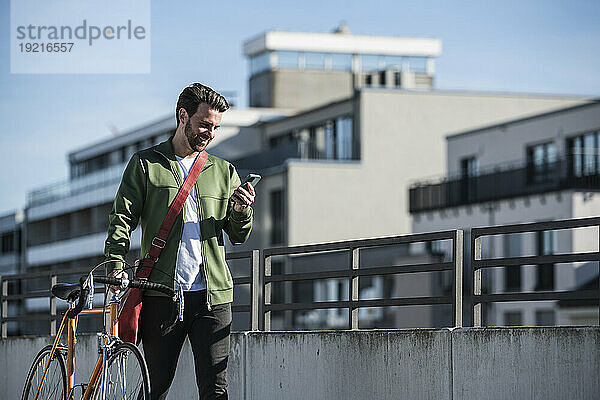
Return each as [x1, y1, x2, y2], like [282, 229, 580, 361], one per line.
[231, 174, 260, 212]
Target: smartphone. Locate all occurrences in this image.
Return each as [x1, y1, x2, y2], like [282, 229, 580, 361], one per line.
[240, 173, 261, 189]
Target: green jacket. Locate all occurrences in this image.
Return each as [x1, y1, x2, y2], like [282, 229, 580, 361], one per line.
[104, 138, 253, 306]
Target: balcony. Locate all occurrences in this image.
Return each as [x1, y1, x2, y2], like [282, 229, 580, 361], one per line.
[27, 162, 127, 207]
[409, 159, 600, 213]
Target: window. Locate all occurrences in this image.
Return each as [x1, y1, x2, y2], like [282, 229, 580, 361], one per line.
[504, 311, 522, 326]
[460, 157, 477, 202]
[250, 51, 271, 75]
[536, 230, 555, 291]
[568, 131, 600, 177]
[270, 190, 284, 245]
[336, 117, 353, 160]
[276, 51, 299, 69]
[503, 234, 522, 291]
[331, 53, 352, 70]
[527, 142, 556, 183]
[536, 310, 555, 326]
[379, 70, 386, 86]
[305, 52, 326, 69]
[361, 55, 380, 72]
[308, 126, 325, 159]
[1, 232, 15, 254]
[303, 117, 354, 161]
[324, 122, 335, 160]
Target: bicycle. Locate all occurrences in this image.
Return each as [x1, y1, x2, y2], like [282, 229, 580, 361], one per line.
[21, 263, 180, 400]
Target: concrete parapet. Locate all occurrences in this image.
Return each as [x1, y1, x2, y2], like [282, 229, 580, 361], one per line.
[452, 327, 600, 400]
[1, 327, 598, 399]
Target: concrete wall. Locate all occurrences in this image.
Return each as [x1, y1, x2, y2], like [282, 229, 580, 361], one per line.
[250, 69, 354, 110]
[2, 328, 598, 399]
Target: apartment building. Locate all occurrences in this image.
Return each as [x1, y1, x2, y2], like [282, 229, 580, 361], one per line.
[410, 101, 600, 326]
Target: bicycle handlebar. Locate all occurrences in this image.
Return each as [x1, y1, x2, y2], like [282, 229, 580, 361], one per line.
[66, 275, 176, 319]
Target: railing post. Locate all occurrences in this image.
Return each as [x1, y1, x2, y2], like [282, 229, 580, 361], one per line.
[598, 224, 600, 325]
[264, 254, 271, 332]
[250, 249, 260, 331]
[1, 278, 8, 338]
[50, 275, 57, 336]
[350, 247, 359, 330]
[453, 230, 464, 328]
[473, 234, 482, 327]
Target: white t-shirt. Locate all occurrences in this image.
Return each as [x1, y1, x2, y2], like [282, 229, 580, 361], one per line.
[175, 155, 206, 291]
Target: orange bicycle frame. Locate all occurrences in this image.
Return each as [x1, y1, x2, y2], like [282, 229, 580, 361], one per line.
[33, 302, 119, 400]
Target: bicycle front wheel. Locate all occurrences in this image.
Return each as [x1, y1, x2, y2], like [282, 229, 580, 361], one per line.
[94, 342, 150, 399]
[21, 345, 67, 400]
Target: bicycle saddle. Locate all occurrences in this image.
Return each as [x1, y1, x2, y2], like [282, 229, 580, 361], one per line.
[51, 283, 81, 302]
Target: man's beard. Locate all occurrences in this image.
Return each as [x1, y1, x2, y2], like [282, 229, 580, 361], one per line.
[184, 121, 210, 152]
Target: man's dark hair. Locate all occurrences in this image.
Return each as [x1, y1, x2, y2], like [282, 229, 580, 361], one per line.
[175, 83, 229, 127]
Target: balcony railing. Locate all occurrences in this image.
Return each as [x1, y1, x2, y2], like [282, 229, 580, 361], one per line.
[409, 159, 600, 213]
[27, 162, 127, 207]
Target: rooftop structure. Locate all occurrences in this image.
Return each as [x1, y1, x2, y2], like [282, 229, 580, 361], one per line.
[244, 26, 441, 109]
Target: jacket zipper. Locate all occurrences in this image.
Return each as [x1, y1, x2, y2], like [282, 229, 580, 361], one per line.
[195, 184, 212, 311]
[155, 148, 212, 311]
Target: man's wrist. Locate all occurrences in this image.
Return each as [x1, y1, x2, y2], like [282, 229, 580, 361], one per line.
[233, 203, 248, 212]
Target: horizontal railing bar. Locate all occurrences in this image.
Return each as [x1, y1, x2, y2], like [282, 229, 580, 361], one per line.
[225, 251, 254, 260]
[265, 262, 454, 283]
[264, 231, 457, 257]
[357, 262, 454, 276]
[473, 290, 599, 303]
[265, 296, 452, 311]
[2, 315, 60, 322]
[2, 267, 99, 281]
[231, 305, 251, 313]
[4, 291, 52, 300]
[473, 252, 600, 269]
[472, 216, 600, 237]
[266, 269, 350, 282]
[232, 277, 251, 285]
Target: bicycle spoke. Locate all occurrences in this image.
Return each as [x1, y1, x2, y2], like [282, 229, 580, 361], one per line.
[98, 344, 148, 399]
[22, 347, 66, 400]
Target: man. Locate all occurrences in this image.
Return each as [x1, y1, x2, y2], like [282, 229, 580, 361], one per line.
[104, 83, 255, 399]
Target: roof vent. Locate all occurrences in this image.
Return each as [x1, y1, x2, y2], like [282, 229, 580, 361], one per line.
[333, 22, 350, 34]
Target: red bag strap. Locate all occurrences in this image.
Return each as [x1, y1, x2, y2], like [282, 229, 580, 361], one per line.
[137, 151, 209, 277]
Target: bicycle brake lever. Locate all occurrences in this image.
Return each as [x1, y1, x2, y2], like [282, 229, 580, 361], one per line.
[85, 273, 94, 309]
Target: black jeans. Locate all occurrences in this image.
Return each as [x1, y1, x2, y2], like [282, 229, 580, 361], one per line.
[141, 291, 231, 400]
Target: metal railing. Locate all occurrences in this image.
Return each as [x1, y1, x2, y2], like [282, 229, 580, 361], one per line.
[471, 216, 600, 327]
[263, 230, 463, 331]
[409, 159, 600, 213]
[4, 218, 600, 337]
[229, 250, 260, 331]
[1, 250, 260, 338]
[1, 266, 95, 338]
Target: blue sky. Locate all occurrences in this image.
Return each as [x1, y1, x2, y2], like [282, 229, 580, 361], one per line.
[1, 0, 599, 213]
